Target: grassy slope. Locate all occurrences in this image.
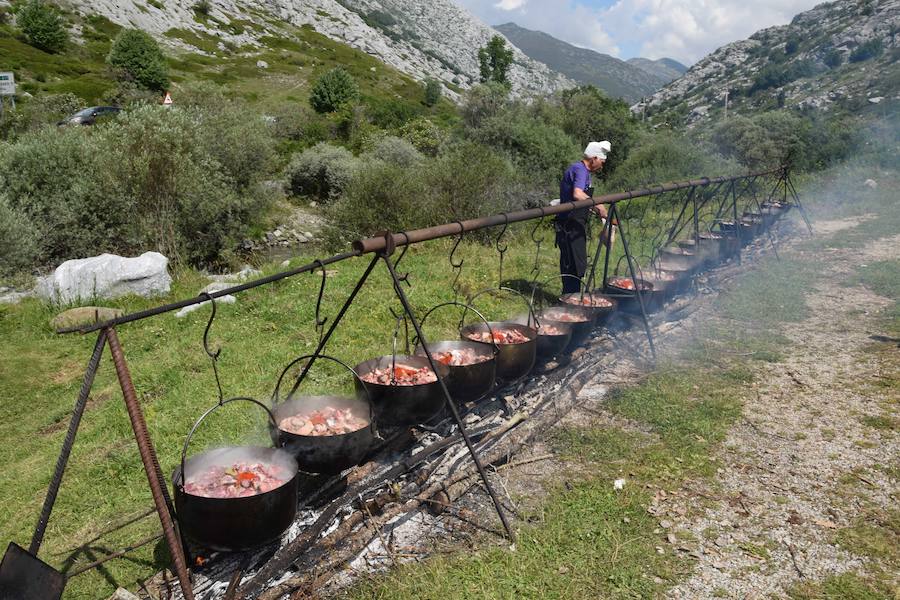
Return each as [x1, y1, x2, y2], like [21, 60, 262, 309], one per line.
[0, 11, 456, 120]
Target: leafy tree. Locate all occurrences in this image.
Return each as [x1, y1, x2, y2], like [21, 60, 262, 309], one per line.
[309, 68, 359, 114]
[107, 29, 169, 91]
[424, 78, 441, 107]
[478, 35, 514, 85]
[784, 34, 801, 55]
[16, 0, 68, 54]
[461, 82, 510, 129]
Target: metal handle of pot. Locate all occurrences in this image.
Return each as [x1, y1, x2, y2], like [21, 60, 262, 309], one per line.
[467, 286, 539, 330]
[613, 254, 646, 283]
[178, 396, 279, 491]
[270, 353, 374, 432]
[531, 272, 588, 315]
[418, 301, 501, 355]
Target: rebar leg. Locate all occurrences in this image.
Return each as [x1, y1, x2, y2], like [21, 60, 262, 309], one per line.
[106, 328, 195, 600]
[29, 330, 107, 555]
[613, 205, 657, 361]
[382, 256, 516, 542]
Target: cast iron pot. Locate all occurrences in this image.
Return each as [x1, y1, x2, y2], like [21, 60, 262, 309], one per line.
[540, 304, 594, 348]
[659, 245, 701, 274]
[414, 340, 496, 403]
[354, 355, 450, 427]
[603, 276, 655, 315]
[512, 312, 573, 358]
[460, 321, 537, 380]
[173, 398, 299, 552]
[699, 232, 728, 264]
[559, 291, 617, 326]
[271, 355, 376, 475]
[414, 301, 498, 403]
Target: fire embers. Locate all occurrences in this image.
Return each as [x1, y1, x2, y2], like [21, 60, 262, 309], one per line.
[433, 348, 491, 366]
[183, 461, 290, 498]
[607, 276, 651, 291]
[279, 406, 368, 437]
[464, 328, 530, 345]
[562, 293, 614, 308]
[361, 364, 439, 386]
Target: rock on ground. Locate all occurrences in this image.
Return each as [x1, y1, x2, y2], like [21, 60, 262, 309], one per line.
[36, 252, 171, 304]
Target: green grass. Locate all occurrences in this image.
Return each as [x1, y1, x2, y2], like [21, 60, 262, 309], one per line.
[788, 573, 894, 600]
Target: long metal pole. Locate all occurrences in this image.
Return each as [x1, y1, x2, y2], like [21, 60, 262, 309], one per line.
[106, 328, 195, 600]
[381, 255, 516, 541]
[29, 330, 108, 555]
[611, 204, 657, 360]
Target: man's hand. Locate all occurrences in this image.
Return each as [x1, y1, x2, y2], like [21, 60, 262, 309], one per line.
[591, 204, 608, 219]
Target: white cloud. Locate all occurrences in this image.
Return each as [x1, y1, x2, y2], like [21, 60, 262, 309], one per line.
[494, 0, 527, 10]
[455, 0, 823, 64]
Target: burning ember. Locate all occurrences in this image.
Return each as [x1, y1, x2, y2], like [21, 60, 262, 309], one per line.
[361, 364, 438, 386]
[184, 461, 290, 499]
[561, 293, 613, 308]
[464, 328, 530, 345]
[279, 406, 368, 436]
[433, 348, 490, 366]
[607, 277, 651, 291]
[542, 309, 590, 323]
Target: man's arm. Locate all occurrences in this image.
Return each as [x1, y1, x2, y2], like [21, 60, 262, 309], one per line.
[574, 187, 608, 219]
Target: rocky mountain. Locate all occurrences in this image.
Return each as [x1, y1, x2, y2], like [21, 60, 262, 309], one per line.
[495, 22, 686, 102]
[638, 0, 900, 124]
[24, 0, 572, 98]
[626, 57, 688, 84]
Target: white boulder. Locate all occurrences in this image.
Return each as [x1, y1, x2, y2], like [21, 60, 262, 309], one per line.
[37, 252, 171, 304]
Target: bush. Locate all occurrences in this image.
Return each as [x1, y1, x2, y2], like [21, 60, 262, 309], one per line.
[192, 0, 210, 15]
[0, 194, 40, 276]
[424, 79, 441, 107]
[460, 82, 510, 129]
[0, 93, 83, 140]
[285, 142, 359, 202]
[849, 39, 883, 63]
[749, 60, 816, 94]
[824, 48, 843, 68]
[107, 29, 169, 91]
[398, 117, 446, 157]
[16, 0, 68, 53]
[309, 68, 359, 114]
[370, 136, 423, 167]
[555, 86, 638, 179]
[470, 109, 579, 188]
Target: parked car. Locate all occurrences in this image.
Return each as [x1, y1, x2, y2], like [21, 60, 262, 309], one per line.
[57, 106, 121, 126]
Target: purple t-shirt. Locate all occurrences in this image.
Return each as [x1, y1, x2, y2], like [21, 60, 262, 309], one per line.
[558, 161, 591, 225]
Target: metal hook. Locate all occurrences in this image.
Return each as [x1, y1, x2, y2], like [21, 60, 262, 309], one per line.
[530, 208, 546, 278]
[201, 292, 224, 405]
[495, 213, 509, 287]
[449, 222, 465, 298]
[312, 259, 328, 345]
[393, 233, 412, 287]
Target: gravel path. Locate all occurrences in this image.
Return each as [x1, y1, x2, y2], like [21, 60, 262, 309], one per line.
[662, 223, 899, 598]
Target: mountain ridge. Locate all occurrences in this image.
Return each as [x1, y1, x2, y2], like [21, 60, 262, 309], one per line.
[494, 22, 686, 102]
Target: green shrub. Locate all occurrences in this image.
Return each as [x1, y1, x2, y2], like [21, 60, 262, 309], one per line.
[749, 60, 816, 94]
[470, 109, 579, 188]
[0, 127, 134, 264]
[824, 48, 844, 68]
[16, 0, 68, 53]
[192, 0, 210, 15]
[398, 117, 446, 157]
[370, 136, 422, 167]
[107, 29, 169, 91]
[424, 78, 441, 107]
[0, 194, 40, 276]
[285, 142, 359, 202]
[98, 105, 268, 265]
[555, 86, 638, 178]
[0, 93, 83, 141]
[461, 82, 510, 129]
[309, 68, 359, 114]
[849, 39, 883, 63]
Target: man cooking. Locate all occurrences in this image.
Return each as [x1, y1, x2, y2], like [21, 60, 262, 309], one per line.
[556, 141, 611, 294]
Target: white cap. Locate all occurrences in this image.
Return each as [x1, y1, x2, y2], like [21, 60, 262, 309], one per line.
[584, 140, 611, 160]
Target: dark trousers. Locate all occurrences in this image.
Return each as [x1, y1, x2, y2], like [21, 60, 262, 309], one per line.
[556, 222, 587, 294]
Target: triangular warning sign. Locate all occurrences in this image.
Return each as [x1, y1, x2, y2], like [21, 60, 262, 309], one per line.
[162, 91, 173, 106]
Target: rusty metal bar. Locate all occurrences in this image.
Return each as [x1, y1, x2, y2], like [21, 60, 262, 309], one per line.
[30, 330, 108, 555]
[56, 251, 360, 335]
[105, 328, 195, 600]
[353, 172, 777, 255]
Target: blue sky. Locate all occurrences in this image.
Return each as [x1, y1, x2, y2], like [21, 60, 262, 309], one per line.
[455, 0, 824, 65]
